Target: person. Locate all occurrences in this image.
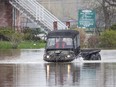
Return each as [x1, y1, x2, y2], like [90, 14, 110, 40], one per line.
[55, 38, 66, 48]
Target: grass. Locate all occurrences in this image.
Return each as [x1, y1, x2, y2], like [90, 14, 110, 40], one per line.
[0, 40, 46, 49]
[0, 41, 12, 49]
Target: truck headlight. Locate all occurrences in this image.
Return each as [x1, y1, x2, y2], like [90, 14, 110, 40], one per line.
[67, 55, 71, 58]
[46, 55, 50, 58]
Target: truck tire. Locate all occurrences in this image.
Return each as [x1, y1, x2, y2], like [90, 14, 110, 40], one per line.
[96, 53, 101, 60]
[90, 53, 101, 60]
[90, 54, 96, 60]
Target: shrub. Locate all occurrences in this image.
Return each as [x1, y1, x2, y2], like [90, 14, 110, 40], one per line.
[22, 28, 43, 41]
[10, 32, 23, 48]
[88, 35, 99, 48]
[0, 27, 23, 48]
[99, 30, 116, 48]
[74, 28, 86, 48]
[110, 24, 116, 31]
[0, 27, 14, 41]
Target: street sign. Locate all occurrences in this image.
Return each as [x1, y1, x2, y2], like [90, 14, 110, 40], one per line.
[78, 10, 96, 29]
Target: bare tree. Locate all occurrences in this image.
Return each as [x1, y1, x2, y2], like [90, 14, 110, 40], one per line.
[95, 0, 116, 29]
[105, 0, 116, 7]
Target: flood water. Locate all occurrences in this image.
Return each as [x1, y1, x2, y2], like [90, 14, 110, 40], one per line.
[1, 63, 116, 87]
[0, 49, 116, 87]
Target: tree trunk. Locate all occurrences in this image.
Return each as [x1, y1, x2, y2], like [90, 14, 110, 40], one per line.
[102, 0, 110, 29]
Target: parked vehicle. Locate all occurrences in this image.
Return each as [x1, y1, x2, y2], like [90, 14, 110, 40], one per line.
[43, 30, 101, 62]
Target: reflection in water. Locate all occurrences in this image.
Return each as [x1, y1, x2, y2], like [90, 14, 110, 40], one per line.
[0, 63, 116, 87]
[0, 64, 14, 87]
[0, 49, 20, 60]
[45, 63, 101, 87]
[79, 63, 101, 87]
[45, 63, 80, 86]
[45, 63, 116, 87]
[0, 49, 43, 63]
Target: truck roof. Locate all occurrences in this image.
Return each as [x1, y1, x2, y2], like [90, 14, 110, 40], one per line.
[47, 30, 79, 38]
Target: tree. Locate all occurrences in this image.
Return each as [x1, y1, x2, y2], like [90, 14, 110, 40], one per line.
[110, 24, 116, 30]
[105, 0, 116, 7]
[95, 0, 116, 29]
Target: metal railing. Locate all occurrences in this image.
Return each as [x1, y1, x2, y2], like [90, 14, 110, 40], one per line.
[9, 0, 67, 31]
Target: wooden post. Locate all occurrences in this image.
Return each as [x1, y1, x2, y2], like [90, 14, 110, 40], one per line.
[53, 21, 58, 30]
[66, 21, 70, 28]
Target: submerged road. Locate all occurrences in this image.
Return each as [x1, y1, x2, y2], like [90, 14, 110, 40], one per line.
[0, 49, 116, 87]
[0, 49, 116, 63]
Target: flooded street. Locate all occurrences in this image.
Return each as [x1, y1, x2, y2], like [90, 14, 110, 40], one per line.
[0, 49, 116, 87]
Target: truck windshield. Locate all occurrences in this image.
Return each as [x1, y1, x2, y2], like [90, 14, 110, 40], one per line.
[46, 37, 73, 49]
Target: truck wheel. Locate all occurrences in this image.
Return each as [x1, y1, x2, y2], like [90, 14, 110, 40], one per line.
[96, 53, 101, 60]
[90, 54, 96, 60]
[90, 53, 101, 60]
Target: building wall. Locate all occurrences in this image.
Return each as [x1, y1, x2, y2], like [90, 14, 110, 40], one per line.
[37, 0, 95, 27]
[0, 0, 94, 28]
[38, 0, 78, 21]
[38, 0, 94, 21]
[0, 0, 12, 27]
[0, 0, 96, 28]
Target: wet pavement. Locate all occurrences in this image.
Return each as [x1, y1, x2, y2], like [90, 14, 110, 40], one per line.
[0, 49, 116, 87]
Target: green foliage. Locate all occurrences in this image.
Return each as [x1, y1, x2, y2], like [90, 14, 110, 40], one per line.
[22, 28, 34, 40]
[0, 41, 12, 49]
[88, 35, 99, 48]
[99, 30, 116, 48]
[18, 41, 46, 49]
[10, 32, 23, 49]
[0, 27, 23, 48]
[0, 27, 46, 49]
[110, 24, 116, 31]
[0, 41, 45, 49]
[0, 27, 14, 40]
[74, 28, 86, 48]
[22, 28, 44, 41]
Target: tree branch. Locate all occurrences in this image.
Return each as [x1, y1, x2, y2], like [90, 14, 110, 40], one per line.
[105, 0, 116, 7]
[96, 0, 103, 6]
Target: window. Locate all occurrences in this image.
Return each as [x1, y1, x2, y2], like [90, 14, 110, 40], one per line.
[46, 37, 73, 49]
[74, 35, 80, 48]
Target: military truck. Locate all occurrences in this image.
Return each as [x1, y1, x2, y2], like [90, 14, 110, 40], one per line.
[43, 30, 101, 62]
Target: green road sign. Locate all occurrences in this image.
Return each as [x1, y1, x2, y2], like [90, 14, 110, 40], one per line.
[78, 10, 96, 29]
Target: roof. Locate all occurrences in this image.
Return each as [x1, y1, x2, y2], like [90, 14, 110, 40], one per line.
[47, 30, 79, 38]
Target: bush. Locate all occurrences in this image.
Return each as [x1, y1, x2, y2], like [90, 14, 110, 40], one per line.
[110, 24, 116, 31]
[10, 32, 23, 48]
[0, 27, 23, 48]
[88, 35, 99, 48]
[22, 28, 43, 41]
[74, 28, 86, 48]
[99, 30, 116, 48]
[0, 27, 14, 41]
